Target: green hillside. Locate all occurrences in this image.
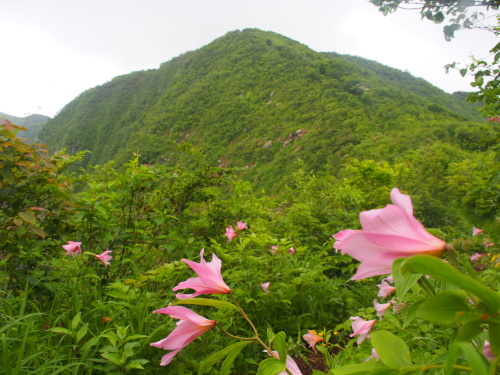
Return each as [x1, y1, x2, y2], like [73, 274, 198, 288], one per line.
[0, 112, 50, 142]
[38, 29, 497, 219]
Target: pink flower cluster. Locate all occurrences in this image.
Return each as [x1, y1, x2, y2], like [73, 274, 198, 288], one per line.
[224, 221, 247, 242]
[269, 245, 296, 255]
[152, 249, 231, 366]
[62, 241, 113, 266]
[488, 116, 500, 122]
[152, 249, 302, 372]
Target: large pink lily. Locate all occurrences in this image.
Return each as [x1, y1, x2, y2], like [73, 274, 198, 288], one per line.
[173, 249, 231, 299]
[333, 188, 447, 280]
[151, 305, 215, 366]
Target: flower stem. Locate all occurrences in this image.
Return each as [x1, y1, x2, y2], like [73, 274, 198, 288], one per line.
[445, 244, 460, 271]
[228, 292, 293, 375]
[417, 276, 435, 296]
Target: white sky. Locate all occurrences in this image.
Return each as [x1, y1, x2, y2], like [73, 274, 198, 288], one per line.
[1, 0, 497, 118]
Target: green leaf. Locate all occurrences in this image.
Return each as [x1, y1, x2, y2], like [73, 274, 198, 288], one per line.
[401, 255, 500, 313]
[71, 312, 81, 330]
[76, 323, 88, 343]
[220, 341, 251, 375]
[396, 273, 421, 301]
[455, 320, 484, 343]
[417, 290, 470, 324]
[18, 211, 36, 225]
[256, 357, 287, 375]
[48, 327, 72, 335]
[199, 341, 251, 375]
[489, 322, 500, 356]
[101, 352, 124, 366]
[271, 331, 287, 364]
[371, 330, 411, 369]
[125, 359, 149, 370]
[174, 297, 239, 311]
[445, 342, 488, 375]
[331, 360, 380, 375]
[81, 336, 100, 353]
[404, 299, 425, 328]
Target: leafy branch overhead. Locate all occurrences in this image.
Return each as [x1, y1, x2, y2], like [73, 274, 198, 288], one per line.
[370, 1, 500, 116]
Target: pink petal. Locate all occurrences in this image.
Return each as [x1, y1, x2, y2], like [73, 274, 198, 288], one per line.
[390, 188, 413, 216]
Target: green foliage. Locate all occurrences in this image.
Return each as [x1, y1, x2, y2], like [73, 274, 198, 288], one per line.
[0, 120, 77, 286]
[38, 29, 492, 192]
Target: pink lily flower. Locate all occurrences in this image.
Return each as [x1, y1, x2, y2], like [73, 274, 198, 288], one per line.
[288, 247, 295, 254]
[384, 275, 394, 283]
[350, 317, 376, 345]
[472, 227, 483, 236]
[151, 306, 215, 366]
[470, 252, 483, 262]
[377, 280, 396, 298]
[260, 282, 270, 293]
[302, 330, 324, 353]
[390, 300, 406, 314]
[266, 351, 303, 375]
[62, 241, 82, 257]
[95, 249, 112, 266]
[483, 341, 495, 362]
[236, 221, 247, 230]
[484, 239, 495, 247]
[333, 188, 447, 280]
[224, 226, 237, 242]
[364, 348, 380, 362]
[173, 249, 231, 299]
[373, 299, 391, 317]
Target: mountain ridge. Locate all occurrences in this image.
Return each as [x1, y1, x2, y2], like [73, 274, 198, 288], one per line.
[38, 29, 495, 190]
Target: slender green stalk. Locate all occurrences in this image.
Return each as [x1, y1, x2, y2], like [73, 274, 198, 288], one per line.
[417, 276, 435, 296]
[445, 244, 460, 271]
[228, 293, 294, 375]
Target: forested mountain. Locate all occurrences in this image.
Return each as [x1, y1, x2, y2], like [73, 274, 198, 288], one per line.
[0, 112, 50, 142]
[38, 29, 497, 221]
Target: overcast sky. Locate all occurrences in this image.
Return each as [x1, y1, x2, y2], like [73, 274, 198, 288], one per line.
[1, 0, 497, 118]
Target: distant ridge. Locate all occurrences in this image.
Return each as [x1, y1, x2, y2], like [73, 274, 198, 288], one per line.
[0, 112, 51, 142]
[38, 28, 493, 189]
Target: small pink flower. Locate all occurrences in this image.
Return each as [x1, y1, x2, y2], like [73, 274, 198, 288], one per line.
[236, 221, 247, 231]
[470, 252, 483, 261]
[364, 348, 380, 362]
[484, 239, 495, 247]
[384, 275, 394, 283]
[224, 226, 237, 242]
[288, 247, 295, 254]
[173, 249, 231, 299]
[350, 317, 376, 345]
[151, 306, 215, 366]
[62, 241, 82, 257]
[472, 227, 483, 236]
[483, 341, 495, 362]
[269, 250, 278, 255]
[333, 188, 447, 280]
[373, 299, 391, 317]
[266, 351, 303, 375]
[260, 282, 270, 293]
[377, 280, 396, 298]
[302, 330, 324, 353]
[390, 300, 406, 314]
[95, 249, 112, 266]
